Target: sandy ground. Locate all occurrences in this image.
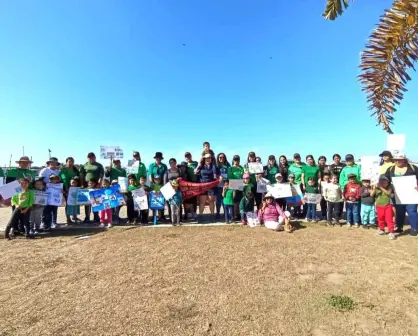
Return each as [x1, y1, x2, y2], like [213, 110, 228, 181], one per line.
[1, 219, 418, 336]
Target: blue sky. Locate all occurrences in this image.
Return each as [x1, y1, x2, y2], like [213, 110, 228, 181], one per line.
[1, 0, 417, 168]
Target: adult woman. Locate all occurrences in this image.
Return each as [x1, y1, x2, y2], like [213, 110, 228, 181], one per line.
[301, 155, 320, 189]
[384, 153, 418, 236]
[228, 155, 244, 221]
[215, 153, 230, 220]
[379, 150, 394, 174]
[329, 154, 346, 218]
[318, 156, 330, 180]
[258, 193, 292, 232]
[60, 157, 80, 224]
[184, 152, 199, 221]
[196, 154, 217, 223]
[264, 155, 279, 185]
[164, 158, 184, 221]
[278, 155, 289, 182]
[288, 153, 306, 186]
[244, 152, 262, 208]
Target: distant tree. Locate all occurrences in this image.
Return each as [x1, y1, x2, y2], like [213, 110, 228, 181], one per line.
[323, 0, 418, 133]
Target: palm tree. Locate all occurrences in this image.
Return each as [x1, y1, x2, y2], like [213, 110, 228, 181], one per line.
[323, 0, 418, 133]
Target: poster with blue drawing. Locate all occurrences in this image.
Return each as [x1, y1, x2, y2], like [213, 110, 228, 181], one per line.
[76, 189, 92, 205]
[149, 191, 165, 210]
[89, 186, 125, 212]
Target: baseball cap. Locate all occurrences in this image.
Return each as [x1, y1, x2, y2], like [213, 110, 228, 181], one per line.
[293, 153, 301, 159]
[184, 152, 191, 157]
[345, 154, 354, 161]
[268, 155, 276, 161]
[288, 173, 295, 178]
[233, 155, 240, 161]
[87, 152, 95, 158]
[275, 173, 282, 178]
[379, 150, 392, 158]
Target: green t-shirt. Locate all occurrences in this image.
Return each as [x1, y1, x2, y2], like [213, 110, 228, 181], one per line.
[148, 162, 168, 180]
[228, 166, 244, 180]
[11, 190, 34, 208]
[265, 165, 279, 184]
[109, 167, 127, 182]
[302, 165, 320, 186]
[60, 167, 79, 190]
[186, 161, 198, 182]
[80, 162, 104, 183]
[375, 188, 392, 206]
[6, 168, 37, 182]
[288, 163, 306, 184]
[0, 168, 4, 177]
[305, 185, 319, 194]
[243, 182, 254, 195]
[131, 161, 147, 180]
[223, 189, 234, 205]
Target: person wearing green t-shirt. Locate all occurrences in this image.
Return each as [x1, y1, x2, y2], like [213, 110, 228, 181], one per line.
[148, 152, 168, 186]
[60, 157, 80, 191]
[301, 155, 321, 188]
[105, 159, 127, 183]
[288, 153, 306, 186]
[264, 155, 279, 184]
[184, 152, 199, 221]
[131, 151, 147, 181]
[5, 178, 34, 240]
[228, 155, 244, 221]
[5, 156, 36, 184]
[222, 180, 235, 224]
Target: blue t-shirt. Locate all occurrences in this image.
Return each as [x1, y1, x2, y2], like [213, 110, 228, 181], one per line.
[199, 163, 216, 183]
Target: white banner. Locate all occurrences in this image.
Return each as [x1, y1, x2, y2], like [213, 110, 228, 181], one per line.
[360, 156, 380, 184]
[248, 162, 263, 174]
[229, 179, 244, 191]
[392, 175, 418, 205]
[160, 182, 176, 200]
[0, 180, 22, 199]
[34, 190, 48, 206]
[266, 183, 292, 199]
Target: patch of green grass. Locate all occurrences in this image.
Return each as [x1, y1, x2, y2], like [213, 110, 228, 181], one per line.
[325, 294, 356, 311]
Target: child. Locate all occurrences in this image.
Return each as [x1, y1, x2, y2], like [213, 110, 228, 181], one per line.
[242, 173, 254, 200]
[99, 179, 113, 228]
[304, 177, 320, 222]
[66, 177, 81, 225]
[258, 193, 292, 232]
[239, 191, 255, 225]
[168, 179, 183, 225]
[344, 173, 361, 228]
[320, 172, 330, 220]
[42, 173, 62, 230]
[5, 178, 34, 240]
[126, 174, 139, 224]
[138, 176, 151, 224]
[222, 180, 234, 224]
[288, 173, 302, 218]
[111, 179, 122, 225]
[371, 175, 396, 240]
[273, 173, 287, 210]
[324, 174, 344, 226]
[84, 178, 99, 224]
[152, 175, 165, 222]
[201, 141, 216, 163]
[360, 178, 375, 228]
[31, 177, 46, 234]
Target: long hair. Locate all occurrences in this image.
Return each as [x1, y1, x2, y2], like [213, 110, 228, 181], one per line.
[216, 153, 230, 167]
[306, 154, 316, 166]
[279, 155, 288, 167]
[66, 157, 80, 175]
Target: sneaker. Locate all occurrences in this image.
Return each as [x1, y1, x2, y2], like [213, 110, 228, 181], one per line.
[99, 223, 105, 228]
[34, 230, 40, 235]
[107, 223, 113, 229]
[346, 224, 352, 228]
[51, 222, 57, 229]
[410, 230, 418, 237]
[362, 225, 370, 229]
[388, 232, 396, 240]
[376, 229, 385, 236]
[241, 220, 247, 225]
[354, 224, 359, 228]
[394, 227, 404, 234]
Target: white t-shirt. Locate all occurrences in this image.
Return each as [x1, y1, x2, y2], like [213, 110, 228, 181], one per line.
[39, 167, 61, 183]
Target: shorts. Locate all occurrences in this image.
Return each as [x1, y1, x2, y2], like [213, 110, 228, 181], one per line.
[233, 190, 243, 203]
[200, 189, 215, 197]
[184, 196, 198, 206]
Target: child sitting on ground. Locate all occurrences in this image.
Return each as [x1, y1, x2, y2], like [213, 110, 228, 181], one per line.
[239, 190, 255, 225]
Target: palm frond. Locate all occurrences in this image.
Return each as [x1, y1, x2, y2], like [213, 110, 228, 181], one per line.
[358, 0, 418, 133]
[323, 0, 353, 20]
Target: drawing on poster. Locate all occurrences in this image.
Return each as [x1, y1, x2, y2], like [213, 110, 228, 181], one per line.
[46, 183, 63, 206]
[256, 178, 270, 193]
[66, 187, 79, 206]
[34, 190, 48, 206]
[89, 186, 125, 212]
[76, 189, 93, 205]
[248, 162, 263, 174]
[0, 180, 22, 200]
[118, 177, 128, 192]
[360, 156, 380, 184]
[149, 191, 165, 210]
[304, 193, 322, 204]
[286, 184, 303, 206]
[100, 146, 124, 159]
[266, 183, 292, 199]
[133, 190, 149, 211]
[246, 211, 260, 227]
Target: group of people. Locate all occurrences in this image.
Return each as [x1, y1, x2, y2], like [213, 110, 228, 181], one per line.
[2, 141, 418, 241]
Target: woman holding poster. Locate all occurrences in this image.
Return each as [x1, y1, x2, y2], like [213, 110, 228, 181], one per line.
[384, 153, 418, 236]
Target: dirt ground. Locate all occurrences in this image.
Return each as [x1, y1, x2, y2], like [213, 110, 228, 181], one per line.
[1, 224, 418, 336]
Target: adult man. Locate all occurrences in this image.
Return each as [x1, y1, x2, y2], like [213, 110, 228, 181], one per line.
[148, 152, 167, 185]
[105, 159, 127, 182]
[131, 151, 147, 181]
[80, 152, 104, 223]
[5, 156, 36, 183]
[183, 152, 199, 221]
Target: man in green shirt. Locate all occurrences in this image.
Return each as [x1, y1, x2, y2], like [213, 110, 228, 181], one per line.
[105, 159, 127, 182]
[79, 152, 104, 187]
[5, 156, 37, 184]
[184, 152, 198, 182]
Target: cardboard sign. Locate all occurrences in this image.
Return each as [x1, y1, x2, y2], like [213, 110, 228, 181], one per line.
[34, 190, 48, 206]
[267, 183, 293, 199]
[160, 182, 176, 200]
[46, 183, 63, 206]
[132, 189, 149, 211]
[392, 175, 418, 205]
[100, 146, 124, 159]
[360, 156, 380, 184]
[228, 179, 244, 191]
[256, 178, 270, 193]
[246, 211, 260, 227]
[304, 193, 322, 204]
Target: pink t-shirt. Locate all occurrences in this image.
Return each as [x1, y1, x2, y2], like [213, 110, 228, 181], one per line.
[258, 203, 286, 222]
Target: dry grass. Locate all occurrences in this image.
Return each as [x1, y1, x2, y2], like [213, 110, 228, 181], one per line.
[1, 224, 418, 336]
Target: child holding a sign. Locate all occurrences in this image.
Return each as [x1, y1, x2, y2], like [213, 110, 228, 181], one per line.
[126, 175, 139, 224]
[168, 180, 183, 225]
[138, 176, 151, 224]
[99, 179, 113, 228]
[304, 177, 320, 222]
[239, 191, 255, 225]
[66, 177, 81, 224]
[31, 178, 46, 234]
[222, 180, 234, 224]
[5, 178, 34, 240]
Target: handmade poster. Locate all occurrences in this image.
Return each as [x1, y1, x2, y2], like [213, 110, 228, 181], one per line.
[360, 156, 380, 184]
[160, 182, 176, 200]
[386, 134, 405, 156]
[34, 190, 48, 206]
[256, 178, 270, 193]
[285, 184, 303, 206]
[89, 186, 125, 212]
[46, 183, 63, 206]
[76, 189, 93, 205]
[248, 162, 264, 174]
[246, 211, 260, 227]
[392, 176, 418, 204]
[100, 146, 124, 159]
[266, 183, 293, 199]
[0, 178, 3, 186]
[149, 191, 165, 210]
[178, 178, 222, 199]
[132, 189, 149, 211]
[0, 180, 22, 200]
[118, 177, 128, 192]
[67, 187, 80, 206]
[304, 193, 322, 204]
[228, 179, 244, 191]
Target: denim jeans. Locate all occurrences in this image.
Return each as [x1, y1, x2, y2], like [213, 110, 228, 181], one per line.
[306, 203, 317, 220]
[224, 205, 233, 222]
[346, 202, 360, 224]
[395, 204, 418, 231]
[216, 187, 224, 216]
[360, 204, 375, 225]
[42, 205, 58, 229]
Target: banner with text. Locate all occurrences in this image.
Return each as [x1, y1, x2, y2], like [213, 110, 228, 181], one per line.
[178, 179, 221, 200]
